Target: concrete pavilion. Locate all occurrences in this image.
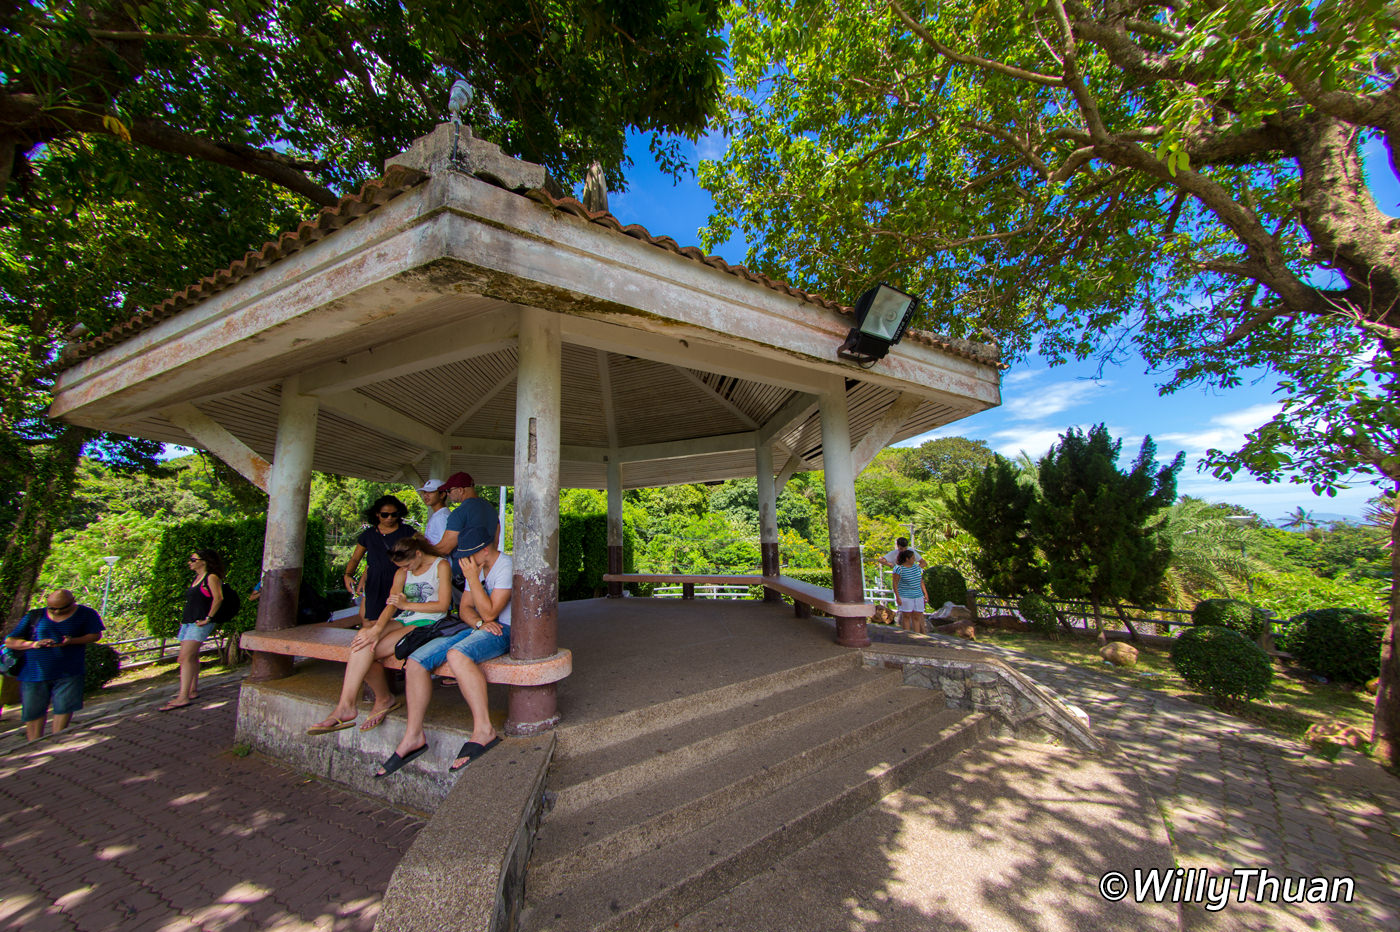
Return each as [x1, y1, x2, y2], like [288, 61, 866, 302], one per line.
[48, 122, 1002, 736]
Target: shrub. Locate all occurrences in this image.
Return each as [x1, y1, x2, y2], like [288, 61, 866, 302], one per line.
[1283, 608, 1385, 684]
[1018, 593, 1059, 636]
[1171, 627, 1273, 701]
[84, 643, 121, 694]
[1191, 598, 1272, 640]
[782, 567, 834, 589]
[923, 565, 967, 608]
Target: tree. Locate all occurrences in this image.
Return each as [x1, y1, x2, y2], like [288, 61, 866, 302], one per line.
[908, 437, 995, 485]
[703, 0, 1400, 765]
[1147, 497, 1254, 608]
[4, 1, 725, 201]
[948, 455, 1043, 596]
[1031, 425, 1182, 628]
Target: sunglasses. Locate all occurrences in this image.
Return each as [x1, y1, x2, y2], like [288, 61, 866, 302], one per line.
[378, 511, 402, 519]
[188, 556, 201, 563]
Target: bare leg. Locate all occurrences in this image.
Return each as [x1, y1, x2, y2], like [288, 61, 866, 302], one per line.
[446, 653, 497, 767]
[52, 712, 73, 733]
[161, 641, 201, 710]
[912, 611, 926, 634]
[389, 660, 434, 759]
[25, 715, 45, 742]
[311, 626, 406, 728]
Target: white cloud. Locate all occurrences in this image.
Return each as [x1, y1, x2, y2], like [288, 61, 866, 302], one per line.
[987, 426, 1083, 459]
[695, 128, 730, 163]
[1002, 370, 1039, 386]
[1003, 379, 1111, 422]
[1155, 403, 1281, 455]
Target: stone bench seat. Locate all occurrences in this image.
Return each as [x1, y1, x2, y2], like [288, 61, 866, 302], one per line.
[603, 573, 874, 618]
[240, 623, 571, 686]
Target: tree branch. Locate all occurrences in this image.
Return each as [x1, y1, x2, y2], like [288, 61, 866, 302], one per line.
[887, 0, 1067, 87]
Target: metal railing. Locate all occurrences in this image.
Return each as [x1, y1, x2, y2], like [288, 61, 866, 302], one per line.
[106, 632, 229, 667]
[652, 584, 756, 600]
[969, 592, 1194, 633]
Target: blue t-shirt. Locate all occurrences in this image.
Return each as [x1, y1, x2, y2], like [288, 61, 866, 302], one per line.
[892, 565, 924, 599]
[445, 497, 499, 562]
[11, 606, 104, 682]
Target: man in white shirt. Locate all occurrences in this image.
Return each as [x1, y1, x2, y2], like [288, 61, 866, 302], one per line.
[417, 479, 452, 545]
[877, 537, 927, 568]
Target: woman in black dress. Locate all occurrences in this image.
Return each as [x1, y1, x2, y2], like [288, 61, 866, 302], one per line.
[160, 549, 226, 712]
[343, 495, 416, 631]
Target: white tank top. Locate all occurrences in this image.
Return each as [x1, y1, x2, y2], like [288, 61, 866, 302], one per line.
[395, 558, 447, 626]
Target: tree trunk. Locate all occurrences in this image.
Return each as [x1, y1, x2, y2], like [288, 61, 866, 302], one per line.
[0, 426, 88, 630]
[1113, 603, 1140, 641]
[1372, 496, 1400, 769]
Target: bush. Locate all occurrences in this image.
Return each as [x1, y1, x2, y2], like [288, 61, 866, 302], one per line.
[923, 565, 967, 608]
[1191, 598, 1272, 640]
[1171, 627, 1273, 701]
[782, 567, 834, 589]
[1283, 608, 1385, 684]
[84, 643, 121, 694]
[1018, 593, 1058, 636]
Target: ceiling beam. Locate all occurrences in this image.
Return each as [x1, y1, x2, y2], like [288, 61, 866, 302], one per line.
[446, 436, 608, 463]
[445, 368, 517, 435]
[300, 307, 519, 394]
[674, 368, 759, 429]
[319, 390, 445, 452]
[852, 393, 925, 475]
[162, 403, 272, 492]
[619, 431, 757, 463]
[597, 350, 619, 450]
[758, 391, 819, 447]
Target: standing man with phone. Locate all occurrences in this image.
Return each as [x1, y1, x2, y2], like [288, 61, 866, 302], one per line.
[4, 590, 105, 741]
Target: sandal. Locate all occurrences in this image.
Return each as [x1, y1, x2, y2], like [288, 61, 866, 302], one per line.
[158, 701, 192, 713]
[358, 700, 402, 731]
[375, 744, 429, 778]
[449, 736, 501, 772]
[307, 715, 356, 735]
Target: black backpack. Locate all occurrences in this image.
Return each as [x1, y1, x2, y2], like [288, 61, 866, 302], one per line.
[212, 587, 241, 625]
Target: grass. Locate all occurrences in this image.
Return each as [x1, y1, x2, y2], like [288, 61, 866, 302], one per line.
[972, 626, 1384, 766]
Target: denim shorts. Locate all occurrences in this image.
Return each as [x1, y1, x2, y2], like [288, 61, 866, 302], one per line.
[21, 675, 84, 721]
[407, 624, 511, 670]
[177, 621, 218, 643]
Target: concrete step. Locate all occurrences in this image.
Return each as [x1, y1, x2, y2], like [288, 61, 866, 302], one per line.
[520, 709, 991, 932]
[529, 684, 953, 899]
[547, 666, 908, 817]
[671, 738, 1180, 932]
[552, 652, 864, 760]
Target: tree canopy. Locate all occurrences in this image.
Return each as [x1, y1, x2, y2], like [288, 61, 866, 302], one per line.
[703, 0, 1400, 765]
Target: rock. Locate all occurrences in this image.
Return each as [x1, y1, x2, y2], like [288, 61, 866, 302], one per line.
[1099, 642, 1139, 667]
[934, 620, 977, 640]
[1365, 677, 1379, 696]
[944, 604, 974, 623]
[1304, 721, 1370, 750]
[870, 604, 897, 626]
[983, 614, 1028, 632]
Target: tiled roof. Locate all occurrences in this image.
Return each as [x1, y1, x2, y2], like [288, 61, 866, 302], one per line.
[60, 160, 1001, 370]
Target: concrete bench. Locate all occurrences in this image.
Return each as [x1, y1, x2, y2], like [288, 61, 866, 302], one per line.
[603, 573, 874, 619]
[240, 623, 571, 686]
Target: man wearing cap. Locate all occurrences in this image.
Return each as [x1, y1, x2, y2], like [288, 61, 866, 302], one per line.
[417, 479, 452, 546]
[4, 590, 105, 741]
[433, 472, 500, 570]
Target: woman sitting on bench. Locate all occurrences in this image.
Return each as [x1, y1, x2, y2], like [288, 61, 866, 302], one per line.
[307, 534, 451, 736]
[376, 525, 511, 776]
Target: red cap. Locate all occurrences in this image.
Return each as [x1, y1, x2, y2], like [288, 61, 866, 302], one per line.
[442, 471, 474, 490]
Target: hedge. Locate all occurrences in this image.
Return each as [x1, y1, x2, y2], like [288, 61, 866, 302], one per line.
[557, 511, 638, 600]
[1018, 593, 1058, 636]
[1171, 627, 1273, 701]
[924, 565, 968, 608]
[145, 517, 328, 639]
[1191, 598, 1272, 640]
[84, 643, 121, 694]
[1283, 608, 1385, 685]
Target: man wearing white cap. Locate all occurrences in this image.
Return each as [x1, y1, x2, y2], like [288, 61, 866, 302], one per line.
[417, 479, 452, 546]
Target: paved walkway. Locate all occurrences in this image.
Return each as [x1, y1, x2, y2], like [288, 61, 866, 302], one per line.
[0, 679, 422, 932]
[897, 629, 1400, 932]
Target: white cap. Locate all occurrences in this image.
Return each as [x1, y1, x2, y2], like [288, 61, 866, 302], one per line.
[417, 479, 446, 493]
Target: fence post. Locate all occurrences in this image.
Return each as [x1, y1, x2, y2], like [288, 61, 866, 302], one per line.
[968, 591, 981, 623]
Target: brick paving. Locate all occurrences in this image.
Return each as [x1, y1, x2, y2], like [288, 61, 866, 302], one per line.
[902, 630, 1400, 932]
[0, 680, 422, 932]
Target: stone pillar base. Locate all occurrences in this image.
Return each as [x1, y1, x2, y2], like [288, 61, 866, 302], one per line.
[247, 652, 295, 682]
[835, 616, 871, 648]
[506, 683, 560, 736]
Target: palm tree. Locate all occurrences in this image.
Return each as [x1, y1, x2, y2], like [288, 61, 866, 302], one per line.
[1148, 498, 1259, 608]
[1280, 506, 1317, 532]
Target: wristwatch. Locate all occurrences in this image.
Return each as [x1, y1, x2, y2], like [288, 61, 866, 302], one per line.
[474, 620, 483, 629]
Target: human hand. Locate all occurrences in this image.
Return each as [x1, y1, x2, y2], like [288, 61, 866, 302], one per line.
[350, 629, 377, 651]
[480, 621, 503, 637]
[386, 593, 406, 609]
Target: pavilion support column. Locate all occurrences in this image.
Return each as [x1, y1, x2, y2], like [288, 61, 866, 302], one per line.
[508, 307, 563, 734]
[606, 457, 624, 598]
[428, 450, 449, 481]
[755, 441, 782, 602]
[250, 378, 318, 681]
[819, 383, 870, 648]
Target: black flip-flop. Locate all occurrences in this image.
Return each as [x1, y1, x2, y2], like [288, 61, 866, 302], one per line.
[374, 743, 429, 778]
[449, 736, 501, 772]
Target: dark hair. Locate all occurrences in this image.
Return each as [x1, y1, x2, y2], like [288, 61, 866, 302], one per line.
[897, 549, 916, 565]
[196, 549, 227, 577]
[896, 537, 910, 548]
[363, 495, 409, 524]
[388, 534, 439, 562]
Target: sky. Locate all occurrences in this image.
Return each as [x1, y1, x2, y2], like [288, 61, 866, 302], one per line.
[608, 132, 1400, 523]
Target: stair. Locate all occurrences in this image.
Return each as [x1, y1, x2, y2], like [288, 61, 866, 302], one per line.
[518, 654, 992, 932]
